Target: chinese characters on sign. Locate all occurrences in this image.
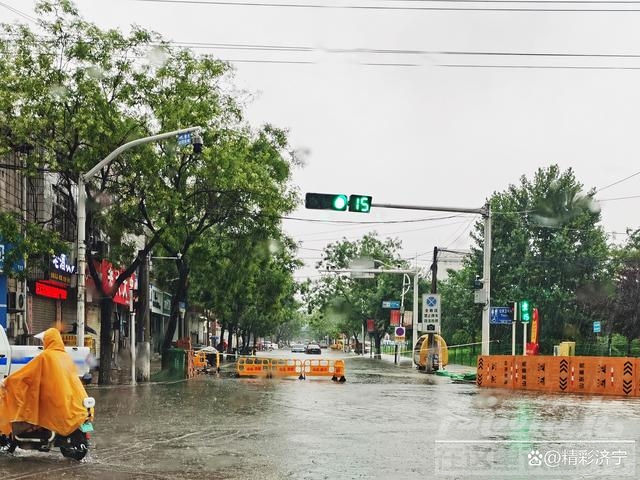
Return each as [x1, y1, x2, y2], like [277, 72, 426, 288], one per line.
[48, 253, 76, 285]
[101, 260, 136, 306]
[422, 294, 441, 333]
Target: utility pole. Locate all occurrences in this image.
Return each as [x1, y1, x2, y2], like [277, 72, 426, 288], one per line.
[430, 246, 438, 295]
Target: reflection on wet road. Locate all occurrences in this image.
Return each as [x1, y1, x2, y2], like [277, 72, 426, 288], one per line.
[1, 351, 638, 479]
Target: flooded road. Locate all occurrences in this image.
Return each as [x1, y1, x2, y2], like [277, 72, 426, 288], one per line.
[1, 351, 638, 479]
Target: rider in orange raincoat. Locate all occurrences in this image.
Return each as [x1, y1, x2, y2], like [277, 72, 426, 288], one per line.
[0, 328, 89, 437]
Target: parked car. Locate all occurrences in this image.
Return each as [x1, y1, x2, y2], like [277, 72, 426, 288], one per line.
[305, 343, 322, 355]
[291, 343, 306, 353]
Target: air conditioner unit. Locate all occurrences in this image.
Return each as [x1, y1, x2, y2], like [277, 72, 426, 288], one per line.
[7, 292, 25, 312]
[17, 292, 25, 311]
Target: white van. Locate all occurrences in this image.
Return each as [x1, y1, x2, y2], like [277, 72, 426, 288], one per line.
[0, 326, 92, 382]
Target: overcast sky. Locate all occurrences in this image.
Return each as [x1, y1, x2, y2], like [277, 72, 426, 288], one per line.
[3, 0, 640, 280]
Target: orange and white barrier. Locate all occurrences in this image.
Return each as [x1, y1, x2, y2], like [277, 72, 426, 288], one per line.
[235, 357, 346, 382]
[269, 359, 304, 379]
[477, 355, 638, 397]
[236, 357, 271, 377]
[303, 359, 346, 382]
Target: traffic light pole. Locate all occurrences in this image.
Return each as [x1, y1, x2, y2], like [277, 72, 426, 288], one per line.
[371, 202, 492, 355]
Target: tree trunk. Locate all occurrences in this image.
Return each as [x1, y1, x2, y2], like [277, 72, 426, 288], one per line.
[218, 324, 226, 351]
[98, 297, 114, 385]
[226, 328, 234, 354]
[374, 333, 382, 359]
[161, 262, 189, 360]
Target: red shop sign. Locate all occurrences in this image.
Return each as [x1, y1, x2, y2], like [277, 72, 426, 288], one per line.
[101, 260, 136, 306]
[35, 280, 68, 300]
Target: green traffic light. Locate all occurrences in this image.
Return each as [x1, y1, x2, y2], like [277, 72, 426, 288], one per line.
[305, 192, 347, 210]
[332, 194, 348, 211]
[520, 300, 531, 322]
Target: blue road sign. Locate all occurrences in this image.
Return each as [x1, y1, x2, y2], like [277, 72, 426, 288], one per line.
[177, 132, 192, 146]
[382, 300, 401, 309]
[593, 321, 601, 333]
[490, 306, 513, 325]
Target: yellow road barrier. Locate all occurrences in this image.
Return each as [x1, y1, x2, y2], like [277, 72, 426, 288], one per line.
[270, 359, 304, 379]
[234, 357, 346, 381]
[236, 357, 271, 377]
[303, 359, 346, 382]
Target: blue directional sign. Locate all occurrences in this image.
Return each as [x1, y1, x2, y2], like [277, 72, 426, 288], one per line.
[177, 132, 192, 146]
[490, 306, 514, 325]
[593, 321, 601, 333]
[382, 300, 401, 309]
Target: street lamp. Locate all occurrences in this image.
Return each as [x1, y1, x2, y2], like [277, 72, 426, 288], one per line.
[76, 127, 202, 356]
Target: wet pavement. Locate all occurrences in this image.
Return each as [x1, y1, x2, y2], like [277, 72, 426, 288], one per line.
[1, 350, 638, 479]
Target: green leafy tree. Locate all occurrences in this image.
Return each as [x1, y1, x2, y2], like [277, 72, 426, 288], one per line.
[306, 233, 410, 356]
[0, 212, 68, 278]
[189, 229, 301, 353]
[607, 230, 640, 354]
[441, 166, 610, 354]
[0, 1, 298, 382]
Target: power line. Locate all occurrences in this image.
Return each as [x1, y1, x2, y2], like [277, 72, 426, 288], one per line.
[166, 41, 640, 59]
[131, 0, 640, 12]
[598, 194, 640, 201]
[6, 34, 640, 69]
[440, 64, 640, 70]
[0, 1, 38, 23]
[595, 170, 640, 193]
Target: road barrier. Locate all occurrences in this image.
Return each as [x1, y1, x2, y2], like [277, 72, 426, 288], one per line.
[269, 359, 304, 379]
[477, 355, 639, 397]
[193, 350, 220, 374]
[236, 357, 271, 377]
[235, 357, 346, 382]
[303, 359, 346, 382]
[61, 334, 96, 353]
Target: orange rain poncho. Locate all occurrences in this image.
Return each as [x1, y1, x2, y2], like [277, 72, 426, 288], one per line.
[0, 328, 89, 436]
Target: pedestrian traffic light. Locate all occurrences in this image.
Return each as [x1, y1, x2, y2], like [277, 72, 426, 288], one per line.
[305, 193, 348, 211]
[520, 300, 531, 322]
[348, 195, 372, 213]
